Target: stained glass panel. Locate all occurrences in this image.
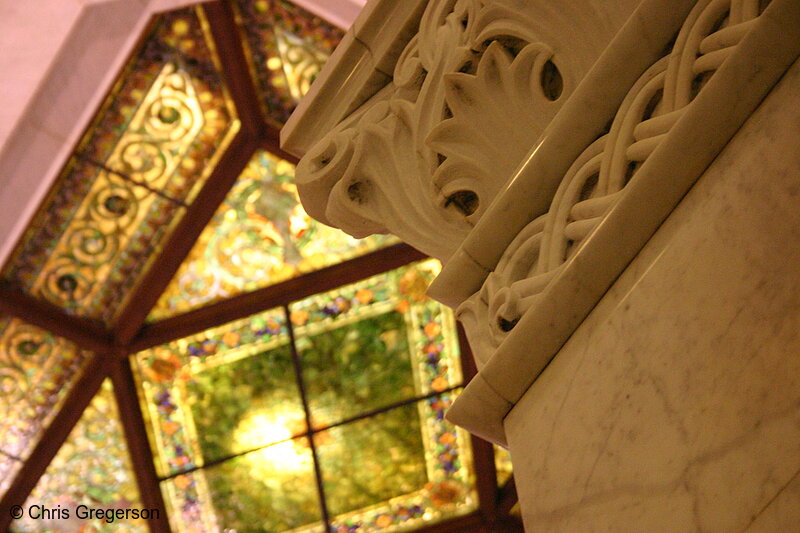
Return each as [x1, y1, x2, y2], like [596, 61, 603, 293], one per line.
[297, 311, 415, 427]
[291, 260, 463, 408]
[0, 317, 91, 489]
[1, 6, 238, 324]
[235, 0, 344, 125]
[317, 404, 428, 516]
[321, 394, 477, 532]
[187, 343, 304, 465]
[150, 150, 394, 320]
[10, 380, 146, 533]
[0, 458, 22, 497]
[137, 261, 470, 531]
[162, 438, 322, 533]
[75, 7, 237, 205]
[133, 307, 289, 478]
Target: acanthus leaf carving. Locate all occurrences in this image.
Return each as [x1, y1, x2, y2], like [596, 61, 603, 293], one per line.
[428, 40, 558, 221]
[295, 0, 634, 260]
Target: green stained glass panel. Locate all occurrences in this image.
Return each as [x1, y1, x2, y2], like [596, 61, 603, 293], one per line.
[235, 0, 344, 125]
[1, 5, 237, 324]
[322, 393, 478, 532]
[133, 307, 289, 478]
[10, 380, 146, 533]
[150, 150, 395, 320]
[0, 317, 91, 489]
[187, 343, 304, 464]
[291, 260, 463, 411]
[162, 438, 323, 533]
[297, 311, 416, 427]
[317, 404, 428, 516]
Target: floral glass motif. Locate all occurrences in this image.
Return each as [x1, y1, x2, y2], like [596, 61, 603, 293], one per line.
[0, 317, 91, 492]
[134, 307, 290, 478]
[11, 380, 146, 533]
[1, 6, 238, 324]
[134, 261, 475, 532]
[150, 150, 395, 320]
[235, 0, 344, 125]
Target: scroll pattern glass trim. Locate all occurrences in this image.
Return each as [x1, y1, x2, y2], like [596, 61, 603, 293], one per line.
[0, 317, 91, 489]
[10, 380, 146, 533]
[235, 0, 344, 125]
[133, 308, 290, 478]
[1, 6, 238, 324]
[149, 150, 395, 321]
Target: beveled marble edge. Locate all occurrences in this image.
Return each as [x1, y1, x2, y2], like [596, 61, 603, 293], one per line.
[446, 0, 800, 445]
[428, 0, 698, 306]
[280, 0, 428, 157]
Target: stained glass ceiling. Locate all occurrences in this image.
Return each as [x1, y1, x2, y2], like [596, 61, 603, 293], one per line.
[0, 1, 518, 532]
[150, 150, 394, 320]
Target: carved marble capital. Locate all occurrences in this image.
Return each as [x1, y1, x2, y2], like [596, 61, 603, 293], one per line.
[284, 0, 640, 259]
[283, 0, 800, 445]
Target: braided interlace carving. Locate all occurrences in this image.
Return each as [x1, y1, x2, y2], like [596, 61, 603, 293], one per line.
[458, 0, 769, 365]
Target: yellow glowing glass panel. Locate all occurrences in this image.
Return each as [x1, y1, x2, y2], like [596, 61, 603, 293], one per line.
[150, 150, 395, 320]
[11, 380, 146, 533]
[0, 317, 91, 492]
[495, 445, 513, 487]
[1, 6, 238, 324]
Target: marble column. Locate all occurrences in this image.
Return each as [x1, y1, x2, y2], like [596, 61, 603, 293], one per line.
[505, 56, 800, 532]
[283, 0, 800, 530]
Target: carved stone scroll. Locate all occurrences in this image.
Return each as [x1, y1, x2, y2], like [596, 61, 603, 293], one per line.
[293, 0, 640, 260]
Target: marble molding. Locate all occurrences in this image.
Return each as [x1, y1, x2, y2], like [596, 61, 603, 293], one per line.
[283, 0, 641, 260]
[505, 53, 800, 532]
[446, 0, 800, 442]
[283, 0, 800, 434]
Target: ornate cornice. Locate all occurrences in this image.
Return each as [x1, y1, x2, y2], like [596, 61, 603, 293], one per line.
[447, 0, 800, 444]
[282, 0, 800, 444]
[284, 0, 640, 259]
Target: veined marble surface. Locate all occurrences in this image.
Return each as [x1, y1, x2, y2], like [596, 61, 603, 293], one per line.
[505, 57, 800, 532]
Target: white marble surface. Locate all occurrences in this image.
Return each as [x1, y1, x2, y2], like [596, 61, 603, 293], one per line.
[282, 0, 427, 157]
[446, 0, 800, 441]
[429, 0, 698, 307]
[505, 55, 800, 532]
[746, 469, 800, 532]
